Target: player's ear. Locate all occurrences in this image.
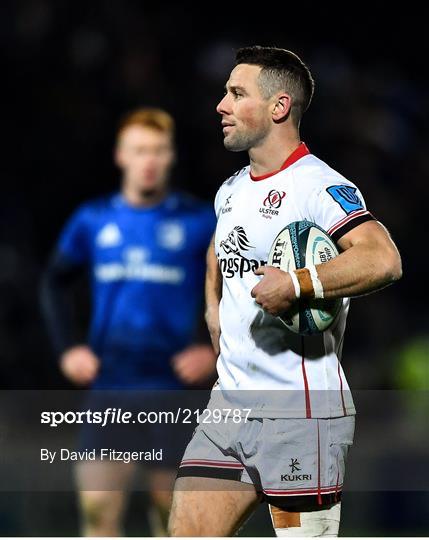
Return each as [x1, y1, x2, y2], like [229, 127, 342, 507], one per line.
[170, 140, 177, 166]
[114, 145, 125, 169]
[272, 93, 292, 123]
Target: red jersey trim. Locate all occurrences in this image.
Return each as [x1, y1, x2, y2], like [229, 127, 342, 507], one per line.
[337, 359, 347, 416]
[250, 142, 310, 181]
[327, 209, 370, 236]
[301, 337, 312, 418]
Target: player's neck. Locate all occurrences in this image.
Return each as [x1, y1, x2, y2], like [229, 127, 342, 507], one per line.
[121, 184, 168, 208]
[248, 131, 301, 178]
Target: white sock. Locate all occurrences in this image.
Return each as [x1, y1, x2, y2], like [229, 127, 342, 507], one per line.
[271, 502, 341, 537]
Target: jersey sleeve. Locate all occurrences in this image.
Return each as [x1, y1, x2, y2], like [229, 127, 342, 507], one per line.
[57, 204, 92, 265]
[308, 181, 375, 243]
[40, 251, 86, 356]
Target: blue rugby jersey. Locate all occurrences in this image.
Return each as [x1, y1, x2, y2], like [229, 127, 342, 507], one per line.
[55, 191, 215, 389]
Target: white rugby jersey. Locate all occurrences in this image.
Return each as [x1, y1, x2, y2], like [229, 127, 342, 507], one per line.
[211, 143, 374, 418]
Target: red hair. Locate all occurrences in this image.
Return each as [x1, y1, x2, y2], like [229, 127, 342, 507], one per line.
[117, 108, 175, 142]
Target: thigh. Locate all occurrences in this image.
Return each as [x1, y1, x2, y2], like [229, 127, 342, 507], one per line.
[75, 459, 137, 491]
[75, 461, 137, 528]
[148, 468, 176, 508]
[170, 420, 262, 536]
[169, 476, 260, 537]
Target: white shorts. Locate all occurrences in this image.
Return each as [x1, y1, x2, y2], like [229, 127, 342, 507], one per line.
[177, 415, 355, 511]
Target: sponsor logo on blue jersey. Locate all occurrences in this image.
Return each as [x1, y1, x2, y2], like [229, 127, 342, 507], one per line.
[95, 246, 184, 284]
[96, 223, 122, 247]
[157, 221, 185, 250]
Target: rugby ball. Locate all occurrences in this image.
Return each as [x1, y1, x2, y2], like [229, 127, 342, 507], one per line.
[267, 220, 342, 335]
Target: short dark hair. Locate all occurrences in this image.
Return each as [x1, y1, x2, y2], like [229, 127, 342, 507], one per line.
[235, 46, 315, 126]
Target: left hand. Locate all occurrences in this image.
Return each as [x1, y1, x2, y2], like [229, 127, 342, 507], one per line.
[171, 344, 217, 386]
[251, 266, 297, 316]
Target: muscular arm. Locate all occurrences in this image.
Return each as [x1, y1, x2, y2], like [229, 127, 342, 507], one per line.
[251, 220, 402, 315]
[315, 220, 402, 298]
[205, 233, 222, 355]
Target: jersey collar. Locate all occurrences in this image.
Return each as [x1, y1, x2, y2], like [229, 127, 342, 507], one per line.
[114, 191, 175, 211]
[250, 142, 310, 181]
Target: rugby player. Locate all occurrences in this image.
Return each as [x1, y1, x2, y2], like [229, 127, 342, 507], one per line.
[41, 108, 216, 536]
[168, 47, 402, 537]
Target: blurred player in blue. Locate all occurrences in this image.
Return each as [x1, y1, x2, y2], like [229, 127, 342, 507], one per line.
[41, 108, 216, 536]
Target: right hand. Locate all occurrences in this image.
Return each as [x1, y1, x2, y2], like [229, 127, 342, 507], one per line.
[60, 345, 100, 386]
[205, 306, 221, 357]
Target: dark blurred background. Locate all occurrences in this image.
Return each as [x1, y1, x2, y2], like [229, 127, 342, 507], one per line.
[0, 0, 428, 536]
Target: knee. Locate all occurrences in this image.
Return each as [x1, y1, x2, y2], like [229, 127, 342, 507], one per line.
[168, 507, 195, 537]
[151, 489, 172, 511]
[80, 492, 120, 531]
[168, 496, 201, 537]
[168, 519, 202, 537]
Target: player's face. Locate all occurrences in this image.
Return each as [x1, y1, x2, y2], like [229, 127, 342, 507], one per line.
[115, 125, 175, 195]
[216, 64, 272, 152]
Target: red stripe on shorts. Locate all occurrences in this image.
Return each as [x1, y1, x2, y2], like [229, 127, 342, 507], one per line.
[180, 459, 243, 469]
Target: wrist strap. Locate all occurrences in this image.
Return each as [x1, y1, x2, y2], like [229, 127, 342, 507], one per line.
[289, 270, 301, 299]
[307, 265, 324, 299]
[294, 268, 315, 298]
[293, 266, 325, 300]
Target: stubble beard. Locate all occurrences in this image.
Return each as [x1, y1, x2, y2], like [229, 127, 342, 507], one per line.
[223, 124, 269, 152]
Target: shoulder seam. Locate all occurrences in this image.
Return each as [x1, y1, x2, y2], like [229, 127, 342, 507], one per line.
[222, 166, 249, 187]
